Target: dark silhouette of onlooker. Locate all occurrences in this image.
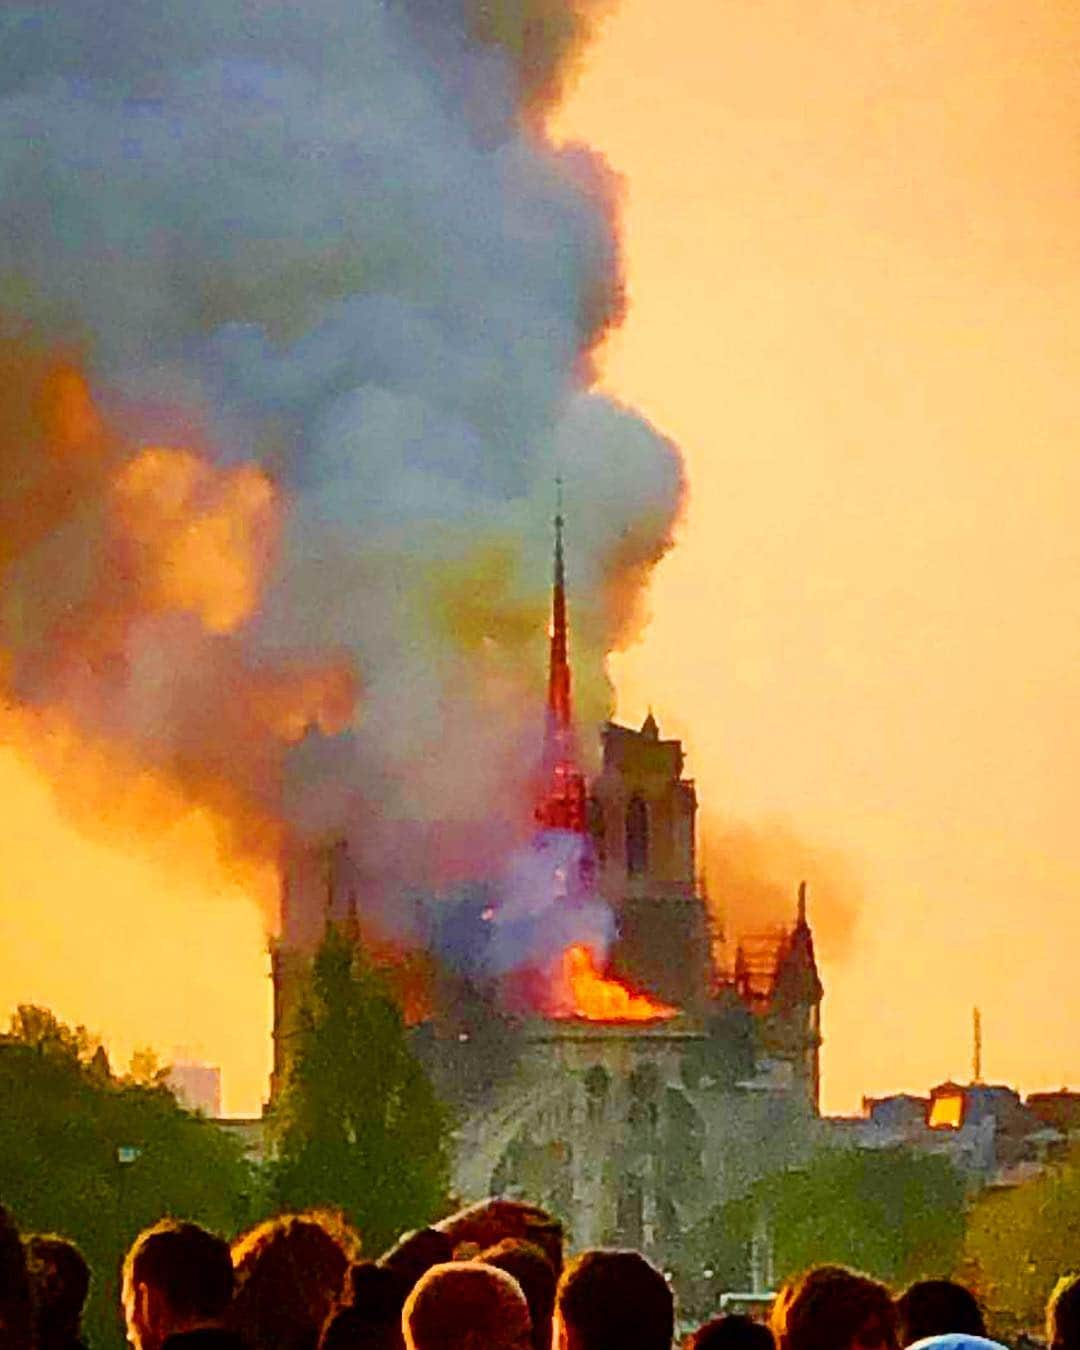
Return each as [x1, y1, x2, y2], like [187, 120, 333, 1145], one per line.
[402, 1261, 531, 1350]
[479, 1240, 556, 1350]
[555, 1250, 674, 1350]
[230, 1213, 355, 1350]
[769, 1266, 848, 1349]
[897, 1282, 985, 1346]
[0, 1205, 33, 1350]
[692, 1314, 775, 1350]
[378, 1230, 453, 1301]
[319, 1263, 405, 1350]
[1048, 1275, 1080, 1350]
[24, 1235, 91, 1350]
[434, 1201, 563, 1276]
[122, 1219, 242, 1350]
[771, 1266, 897, 1350]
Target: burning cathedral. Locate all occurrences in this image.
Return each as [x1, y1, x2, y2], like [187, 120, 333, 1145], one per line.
[271, 507, 824, 1264]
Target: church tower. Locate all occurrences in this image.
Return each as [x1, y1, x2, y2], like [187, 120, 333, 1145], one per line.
[588, 712, 711, 1011]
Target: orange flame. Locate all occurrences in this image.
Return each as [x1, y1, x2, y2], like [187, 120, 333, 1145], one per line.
[554, 943, 677, 1022]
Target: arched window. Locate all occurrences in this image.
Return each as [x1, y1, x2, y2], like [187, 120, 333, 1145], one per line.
[585, 1065, 610, 1124]
[626, 795, 649, 876]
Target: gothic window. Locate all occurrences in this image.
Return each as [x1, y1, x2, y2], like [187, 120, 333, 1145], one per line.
[585, 1065, 610, 1124]
[628, 1062, 660, 1136]
[626, 795, 649, 876]
[616, 1173, 644, 1249]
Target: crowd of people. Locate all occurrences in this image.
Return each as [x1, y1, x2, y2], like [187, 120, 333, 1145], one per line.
[2, 1199, 1079, 1350]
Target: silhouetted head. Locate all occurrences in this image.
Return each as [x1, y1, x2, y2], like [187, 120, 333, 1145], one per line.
[555, 1250, 674, 1350]
[480, 1240, 557, 1350]
[1048, 1274, 1080, 1350]
[897, 1282, 984, 1345]
[24, 1234, 91, 1350]
[122, 1220, 234, 1350]
[435, 1201, 563, 1276]
[320, 1263, 405, 1350]
[348, 1263, 406, 1320]
[402, 1261, 531, 1350]
[692, 1314, 775, 1350]
[230, 1212, 356, 1350]
[772, 1266, 896, 1350]
[0, 1205, 33, 1350]
[378, 1230, 453, 1297]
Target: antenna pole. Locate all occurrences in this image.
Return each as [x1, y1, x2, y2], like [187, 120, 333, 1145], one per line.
[973, 1006, 983, 1084]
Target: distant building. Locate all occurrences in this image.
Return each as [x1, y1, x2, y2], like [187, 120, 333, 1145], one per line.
[1026, 1090, 1080, 1137]
[166, 1062, 222, 1117]
[862, 1092, 930, 1133]
[840, 1079, 1064, 1185]
[213, 1115, 270, 1164]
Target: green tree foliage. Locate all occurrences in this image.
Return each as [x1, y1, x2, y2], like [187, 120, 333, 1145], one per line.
[683, 1145, 967, 1314]
[0, 1006, 259, 1350]
[963, 1145, 1080, 1336]
[272, 924, 451, 1254]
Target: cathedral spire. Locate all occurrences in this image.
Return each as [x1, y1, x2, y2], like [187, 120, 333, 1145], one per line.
[536, 480, 587, 834]
[546, 477, 572, 739]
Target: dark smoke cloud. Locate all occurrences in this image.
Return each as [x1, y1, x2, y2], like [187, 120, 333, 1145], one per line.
[0, 0, 684, 922]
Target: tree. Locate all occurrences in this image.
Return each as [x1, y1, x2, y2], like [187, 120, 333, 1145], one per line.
[963, 1144, 1080, 1337]
[272, 924, 451, 1253]
[0, 1006, 260, 1350]
[681, 1145, 967, 1318]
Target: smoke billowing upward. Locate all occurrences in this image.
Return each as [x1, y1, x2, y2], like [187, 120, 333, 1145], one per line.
[0, 2, 682, 929]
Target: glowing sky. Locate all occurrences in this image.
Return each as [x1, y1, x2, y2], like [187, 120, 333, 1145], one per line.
[0, 747, 273, 1114]
[553, 0, 1080, 1111]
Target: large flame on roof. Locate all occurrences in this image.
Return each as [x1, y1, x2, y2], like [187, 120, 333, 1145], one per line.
[552, 943, 677, 1023]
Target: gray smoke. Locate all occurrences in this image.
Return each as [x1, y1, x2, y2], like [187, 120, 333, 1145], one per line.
[0, 0, 683, 920]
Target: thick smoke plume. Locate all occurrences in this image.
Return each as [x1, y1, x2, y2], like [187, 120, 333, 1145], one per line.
[0, 2, 682, 933]
[0, 334, 355, 915]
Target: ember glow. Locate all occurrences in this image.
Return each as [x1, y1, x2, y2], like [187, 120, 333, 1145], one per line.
[928, 1092, 964, 1131]
[552, 944, 677, 1023]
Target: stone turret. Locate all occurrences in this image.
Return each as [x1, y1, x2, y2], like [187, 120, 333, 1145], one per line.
[762, 881, 823, 1111]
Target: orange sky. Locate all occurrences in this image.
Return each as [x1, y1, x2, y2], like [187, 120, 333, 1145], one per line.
[4, 1, 1080, 1117]
[0, 746, 273, 1113]
[553, 0, 1080, 1111]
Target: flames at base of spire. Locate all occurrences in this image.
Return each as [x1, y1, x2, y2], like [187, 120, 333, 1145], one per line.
[548, 943, 678, 1023]
[520, 501, 679, 1025]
